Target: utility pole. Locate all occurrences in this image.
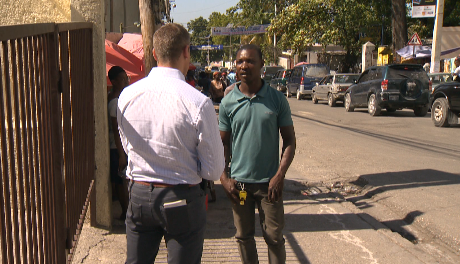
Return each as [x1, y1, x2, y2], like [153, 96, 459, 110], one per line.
[139, 0, 165, 75]
[207, 36, 210, 66]
[431, 0, 444, 73]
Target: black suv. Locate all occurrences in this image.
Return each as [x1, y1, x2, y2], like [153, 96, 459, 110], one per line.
[430, 81, 460, 127]
[344, 64, 431, 116]
[261, 66, 284, 82]
[286, 64, 329, 100]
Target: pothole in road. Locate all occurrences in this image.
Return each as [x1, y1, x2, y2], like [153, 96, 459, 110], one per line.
[298, 179, 365, 198]
[295, 179, 420, 245]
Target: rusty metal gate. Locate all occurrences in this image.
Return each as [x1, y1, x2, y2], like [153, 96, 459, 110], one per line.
[0, 22, 95, 263]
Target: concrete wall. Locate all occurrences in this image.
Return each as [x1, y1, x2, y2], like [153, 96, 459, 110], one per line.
[71, 0, 111, 229]
[105, 0, 141, 33]
[0, 0, 70, 25]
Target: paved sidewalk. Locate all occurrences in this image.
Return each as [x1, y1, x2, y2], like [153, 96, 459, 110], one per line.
[72, 173, 453, 264]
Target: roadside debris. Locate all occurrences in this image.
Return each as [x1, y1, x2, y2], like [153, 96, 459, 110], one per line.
[300, 180, 363, 198]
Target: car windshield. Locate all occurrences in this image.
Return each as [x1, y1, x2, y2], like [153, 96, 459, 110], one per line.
[265, 67, 284, 75]
[335, 74, 359, 83]
[387, 66, 428, 81]
[304, 65, 329, 77]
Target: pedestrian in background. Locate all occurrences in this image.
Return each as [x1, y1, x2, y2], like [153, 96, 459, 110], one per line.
[118, 23, 225, 264]
[198, 71, 211, 97]
[227, 69, 237, 84]
[210, 71, 226, 103]
[453, 56, 460, 81]
[107, 66, 129, 220]
[186, 70, 196, 87]
[218, 44, 296, 264]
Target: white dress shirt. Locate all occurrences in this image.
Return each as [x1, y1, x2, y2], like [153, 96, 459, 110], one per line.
[117, 67, 225, 185]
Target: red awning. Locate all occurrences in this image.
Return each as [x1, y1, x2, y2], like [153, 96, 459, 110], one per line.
[295, 62, 309, 67]
[105, 39, 144, 88]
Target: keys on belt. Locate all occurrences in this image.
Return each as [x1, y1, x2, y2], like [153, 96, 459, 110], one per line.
[237, 182, 247, 205]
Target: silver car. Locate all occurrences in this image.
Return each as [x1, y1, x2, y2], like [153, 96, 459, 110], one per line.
[312, 73, 359, 107]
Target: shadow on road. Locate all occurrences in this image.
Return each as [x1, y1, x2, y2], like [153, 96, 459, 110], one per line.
[348, 169, 460, 203]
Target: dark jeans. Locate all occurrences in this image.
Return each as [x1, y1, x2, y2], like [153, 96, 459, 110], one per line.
[125, 181, 206, 264]
[233, 182, 286, 264]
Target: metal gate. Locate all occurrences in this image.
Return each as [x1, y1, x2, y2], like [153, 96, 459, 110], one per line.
[0, 22, 95, 264]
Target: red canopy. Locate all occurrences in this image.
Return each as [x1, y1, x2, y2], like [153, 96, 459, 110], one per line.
[105, 39, 144, 88]
[117, 33, 144, 61]
[295, 62, 309, 67]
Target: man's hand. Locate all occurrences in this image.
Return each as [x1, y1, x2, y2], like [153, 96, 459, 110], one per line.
[220, 171, 239, 204]
[268, 173, 284, 203]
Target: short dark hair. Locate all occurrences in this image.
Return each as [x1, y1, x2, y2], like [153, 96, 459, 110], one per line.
[153, 23, 190, 63]
[108, 66, 126, 81]
[236, 44, 263, 62]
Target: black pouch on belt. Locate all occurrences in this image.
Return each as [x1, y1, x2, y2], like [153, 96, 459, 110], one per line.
[161, 199, 190, 235]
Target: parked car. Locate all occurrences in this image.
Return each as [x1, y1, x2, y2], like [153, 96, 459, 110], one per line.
[428, 72, 454, 89]
[429, 81, 460, 127]
[312, 73, 360, 106]
[261, 66, 285, 82]
[269, 69, 292, 95]
[286, 64, 330, 100]
[344, 64, 431, 116]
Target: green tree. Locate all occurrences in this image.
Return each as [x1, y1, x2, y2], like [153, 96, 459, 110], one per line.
[408, 0, 460, 40]
[187, 16, 209, 65]
[231, 0, 297, 64]
[269, 0, 374, 71]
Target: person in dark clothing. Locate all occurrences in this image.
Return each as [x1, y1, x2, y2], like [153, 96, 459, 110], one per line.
[198, 71, 211, 97]
[107, 65, 129, 220]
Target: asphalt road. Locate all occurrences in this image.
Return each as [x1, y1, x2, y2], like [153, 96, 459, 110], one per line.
[286, 96, 460, 260]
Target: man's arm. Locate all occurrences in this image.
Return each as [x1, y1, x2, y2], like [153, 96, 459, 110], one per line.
[268, 125, 296, 202]
[111, 117, 127, 171]
[219, 130, 240, 204]
[196, 99, 225, 181]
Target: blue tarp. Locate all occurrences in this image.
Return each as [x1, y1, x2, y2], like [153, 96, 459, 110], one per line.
[396, 45, 460, 59]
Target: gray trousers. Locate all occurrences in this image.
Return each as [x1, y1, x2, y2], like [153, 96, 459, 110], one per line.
[232, 182, 286, 264]
[125, 181, 206, 264]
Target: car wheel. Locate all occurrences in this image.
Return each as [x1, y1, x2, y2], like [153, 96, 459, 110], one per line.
[431, 98, 449, 127]
[296, 90, 301, 100]
[312, 93, 318, 104]
[368, 94, 381, 116]
[414, 105, 428, 117]
[386, 107, 397, 113]
[328, 93, 336, 107]
[345, 93, 354, 112]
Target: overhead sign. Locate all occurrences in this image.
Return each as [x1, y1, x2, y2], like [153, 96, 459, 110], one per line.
[190, 45, 223, 51]
[408, 33, 422, 46]
[211, 24, 270, 36]
[412, 0, 436, 18]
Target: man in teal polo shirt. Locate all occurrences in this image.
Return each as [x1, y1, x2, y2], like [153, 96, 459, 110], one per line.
[219, 44, 296, 264]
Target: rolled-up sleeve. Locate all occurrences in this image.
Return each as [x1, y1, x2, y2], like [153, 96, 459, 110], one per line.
[196, 99, 225, 181]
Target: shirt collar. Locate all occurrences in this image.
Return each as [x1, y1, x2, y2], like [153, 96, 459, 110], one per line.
[234, 80, 268, 101]
[147, 66, 186, 81]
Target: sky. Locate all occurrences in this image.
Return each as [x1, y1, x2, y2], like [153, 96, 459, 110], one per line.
[169, 0, 240, 28]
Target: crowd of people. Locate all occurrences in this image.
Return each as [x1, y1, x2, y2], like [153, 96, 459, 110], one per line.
[185, 68, 239, 103]
[108, 22, 296, 264]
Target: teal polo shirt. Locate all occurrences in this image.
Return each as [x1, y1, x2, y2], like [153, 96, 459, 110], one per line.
[219, 81, 293, 183]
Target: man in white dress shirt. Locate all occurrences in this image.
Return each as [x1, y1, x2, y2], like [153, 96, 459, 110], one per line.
[117, 23, 225, 264]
